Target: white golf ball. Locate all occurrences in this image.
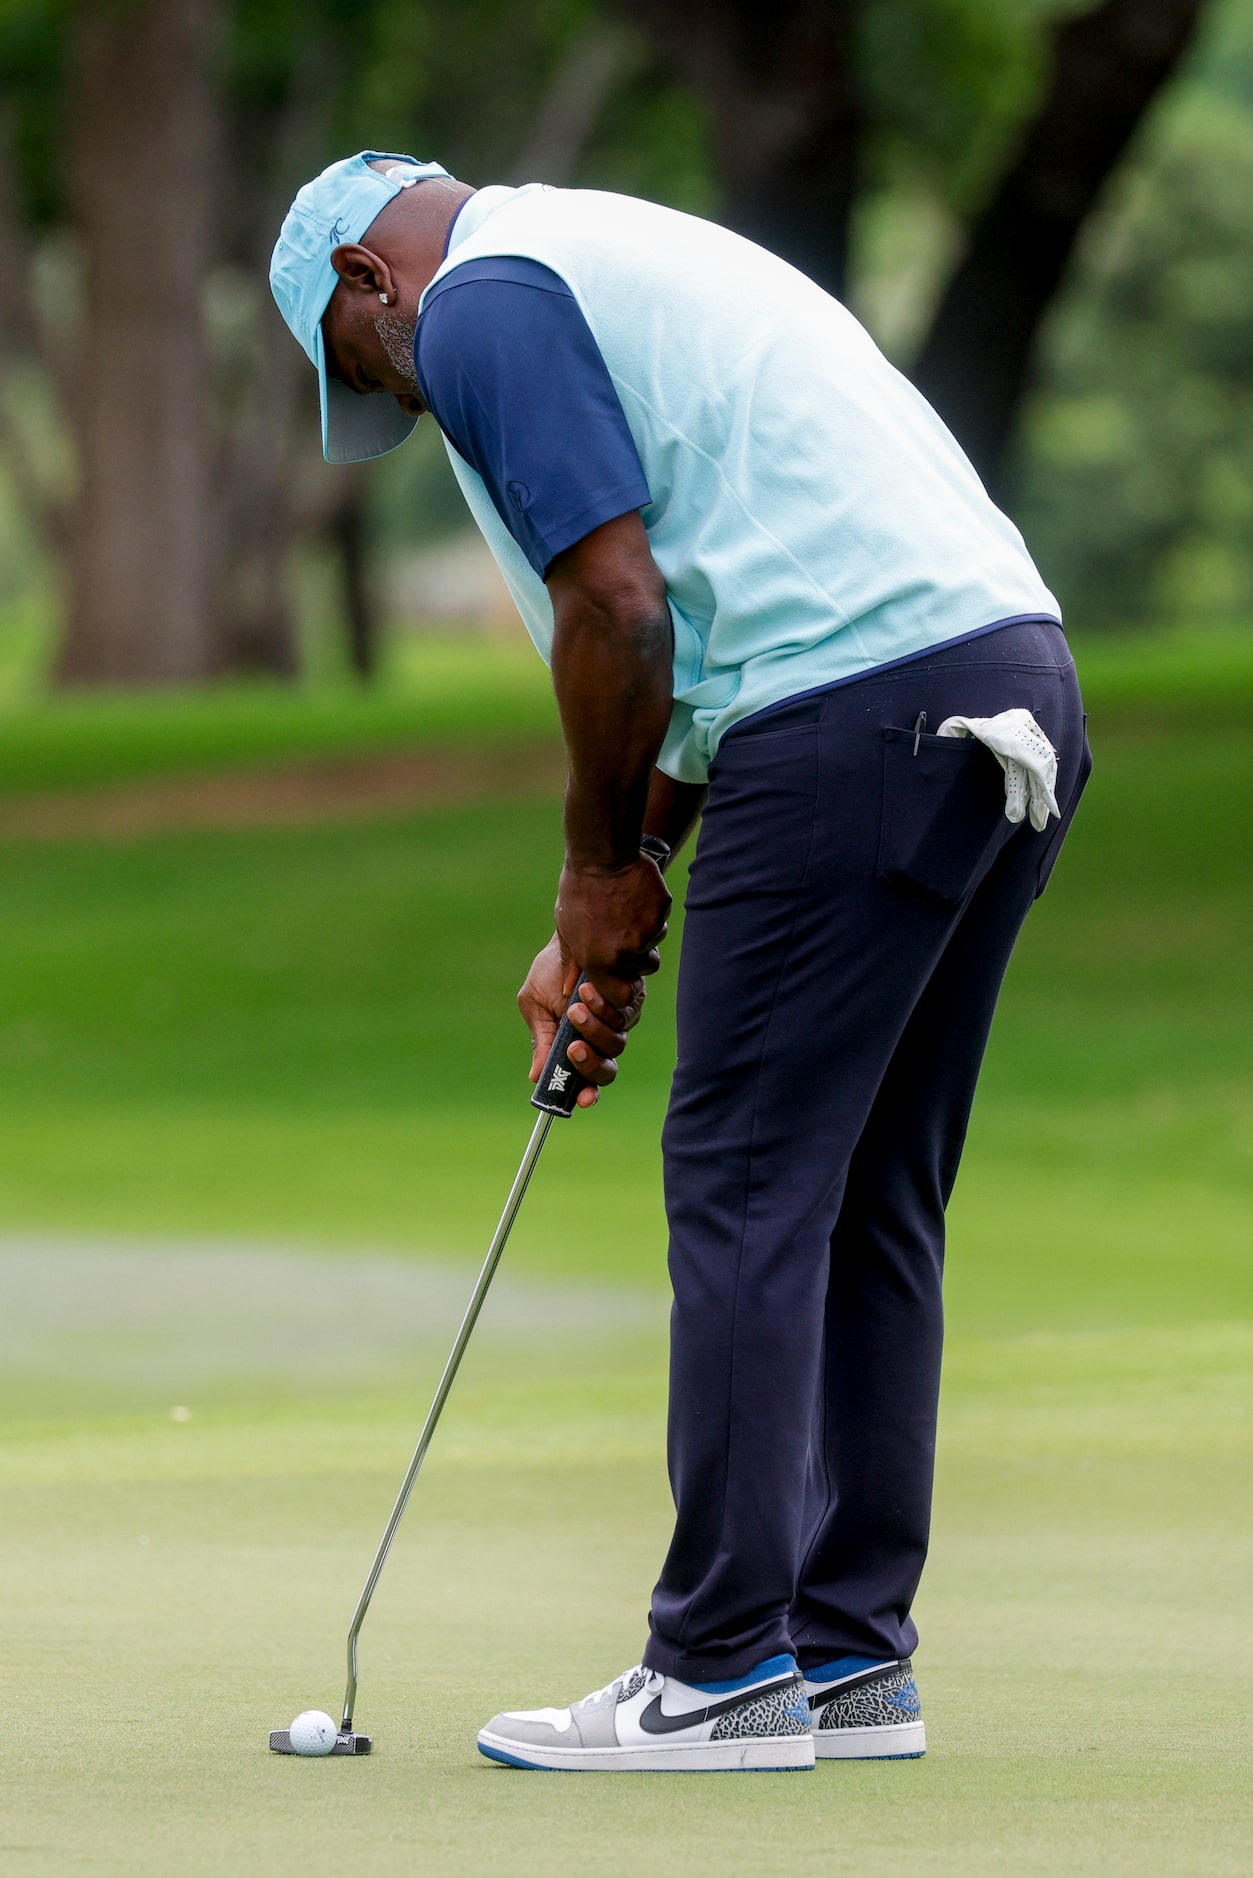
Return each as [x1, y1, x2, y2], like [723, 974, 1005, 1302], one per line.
[288, 1709, 339, 1756]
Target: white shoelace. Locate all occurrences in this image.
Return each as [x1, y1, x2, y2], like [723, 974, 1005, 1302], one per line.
[578, 1665, 650, 1707]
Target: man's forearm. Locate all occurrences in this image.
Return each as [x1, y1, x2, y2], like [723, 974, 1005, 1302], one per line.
[548, 521, 675, 872]
[553, 601, 673, 868]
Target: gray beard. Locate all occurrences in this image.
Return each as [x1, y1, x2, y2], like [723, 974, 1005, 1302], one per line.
[373, 308, 420, 391]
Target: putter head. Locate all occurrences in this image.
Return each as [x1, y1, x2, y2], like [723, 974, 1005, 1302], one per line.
[269, 1728, 372, 1755]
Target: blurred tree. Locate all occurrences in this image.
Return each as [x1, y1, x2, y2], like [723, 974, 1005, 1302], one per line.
[617, 0, 1211, 491]
[0, 0, 271, 681]
[0, 5, 75, 583]
[1018, 85, 1253, 629]
[59, 0, 218, 681]
[914, 0, 1211, 488]
[319, 3, 646, 678]
[213, 8, 360, 679]
[0, 0, 1233, 679]
[0, 0, 663, 684]
[604, 1, 862, 293]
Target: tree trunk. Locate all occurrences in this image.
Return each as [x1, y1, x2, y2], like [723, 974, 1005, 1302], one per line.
[58, 0, 218, 685]
[511, 21, 643, 184]
[212, 290, 305, 680]
[211, 40, 342, 682]
[330, 480, 376, 683]
[912, 0, 1209, 492]
[613, 0, 861, 297]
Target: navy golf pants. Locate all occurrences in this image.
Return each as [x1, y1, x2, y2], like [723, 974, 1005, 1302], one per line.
[643, 619, 1091, 1681]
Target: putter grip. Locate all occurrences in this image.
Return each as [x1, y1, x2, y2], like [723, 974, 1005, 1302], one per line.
[531, 833, 671, 1118]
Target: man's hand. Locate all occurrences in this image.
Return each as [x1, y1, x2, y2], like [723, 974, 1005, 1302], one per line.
[518, 934, 645, 1108]
[555, 851, 671, 1007]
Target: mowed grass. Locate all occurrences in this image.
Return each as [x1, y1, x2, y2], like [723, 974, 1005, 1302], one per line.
[0, 636, 558, 794]
[1, 1327, 1249, 1875]
[0, 633, 1245, 1322]
[0, 631, 1249, 1873]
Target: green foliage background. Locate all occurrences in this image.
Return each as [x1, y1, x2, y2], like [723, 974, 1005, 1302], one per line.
[3, 0, 1253, 652]
[1019, 69, 1253, 629]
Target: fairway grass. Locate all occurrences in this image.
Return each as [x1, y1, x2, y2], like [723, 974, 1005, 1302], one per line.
[1, 1317, 1249, 1876]
[0, 637, 558, 795]
[0, 640, 1248, 1870]
[0, 721, 1246, 1330]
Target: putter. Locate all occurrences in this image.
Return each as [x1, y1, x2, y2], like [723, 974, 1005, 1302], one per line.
[270, 833, 669, 1756]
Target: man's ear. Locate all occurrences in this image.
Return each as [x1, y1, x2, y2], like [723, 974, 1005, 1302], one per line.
[329, 243, 399, 304]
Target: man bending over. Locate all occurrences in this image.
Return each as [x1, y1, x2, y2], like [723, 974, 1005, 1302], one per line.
[271, 153, 1090, 1773]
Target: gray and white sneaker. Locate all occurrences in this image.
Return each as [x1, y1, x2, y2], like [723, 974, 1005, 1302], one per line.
[478, 1653, 814, 1772]
[803, 1655, 925, 1759]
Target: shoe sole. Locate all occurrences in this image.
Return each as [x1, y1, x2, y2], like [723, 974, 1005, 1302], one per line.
[477, 1729, 815, 1773]
[813, 1720, 926, 1760]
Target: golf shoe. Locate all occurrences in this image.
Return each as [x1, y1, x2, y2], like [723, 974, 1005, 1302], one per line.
[803, 1655, 926, 1759]
[477, 1653, 814, 1771]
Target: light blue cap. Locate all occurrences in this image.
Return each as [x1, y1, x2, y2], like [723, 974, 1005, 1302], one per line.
[269, 150, 451, 465]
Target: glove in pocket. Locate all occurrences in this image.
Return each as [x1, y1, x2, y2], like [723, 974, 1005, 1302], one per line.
[877, 726, 1008, 912]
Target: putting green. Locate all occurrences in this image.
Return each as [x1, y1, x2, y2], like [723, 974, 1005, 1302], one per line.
[0, 643, 1247, 1868]
[1, 1312, 1249, 1875]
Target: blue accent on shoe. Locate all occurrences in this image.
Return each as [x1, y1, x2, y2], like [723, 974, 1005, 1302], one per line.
[478, 1740, 550, 1770]
[477, 1738, 816, 1773]
[803, 1654, 891, 1684]
[688, 1652, 798, 1695]
[887, 1682, 921, 1714]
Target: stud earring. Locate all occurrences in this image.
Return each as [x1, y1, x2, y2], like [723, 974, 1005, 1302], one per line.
[378, 292, 389, 305]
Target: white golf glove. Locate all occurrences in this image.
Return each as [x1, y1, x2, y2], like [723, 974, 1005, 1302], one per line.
[937, 708, 1060, 831]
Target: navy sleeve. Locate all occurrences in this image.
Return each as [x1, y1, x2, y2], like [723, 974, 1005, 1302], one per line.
[414, 258, 652, 577]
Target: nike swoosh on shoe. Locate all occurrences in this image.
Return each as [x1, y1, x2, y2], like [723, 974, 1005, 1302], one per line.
[638, 1673, 800, 1735]
[806, 1662, 901, 1710]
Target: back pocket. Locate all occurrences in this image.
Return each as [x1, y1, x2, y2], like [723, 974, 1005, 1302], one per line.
[877, 727, 1007, 912]
[1035, 715, 1092, 898]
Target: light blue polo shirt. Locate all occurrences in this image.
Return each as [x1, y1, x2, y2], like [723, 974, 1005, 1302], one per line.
[418, 185, 1060, 784]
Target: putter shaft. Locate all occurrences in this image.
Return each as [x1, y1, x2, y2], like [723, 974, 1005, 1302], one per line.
[341, 1109, 555, 1732]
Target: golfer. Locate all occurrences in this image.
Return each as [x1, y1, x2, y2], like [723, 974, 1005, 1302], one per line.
[272, 153, 1090, 1772]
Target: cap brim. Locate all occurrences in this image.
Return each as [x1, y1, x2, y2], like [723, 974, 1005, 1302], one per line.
[317, 327, 420, 465]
